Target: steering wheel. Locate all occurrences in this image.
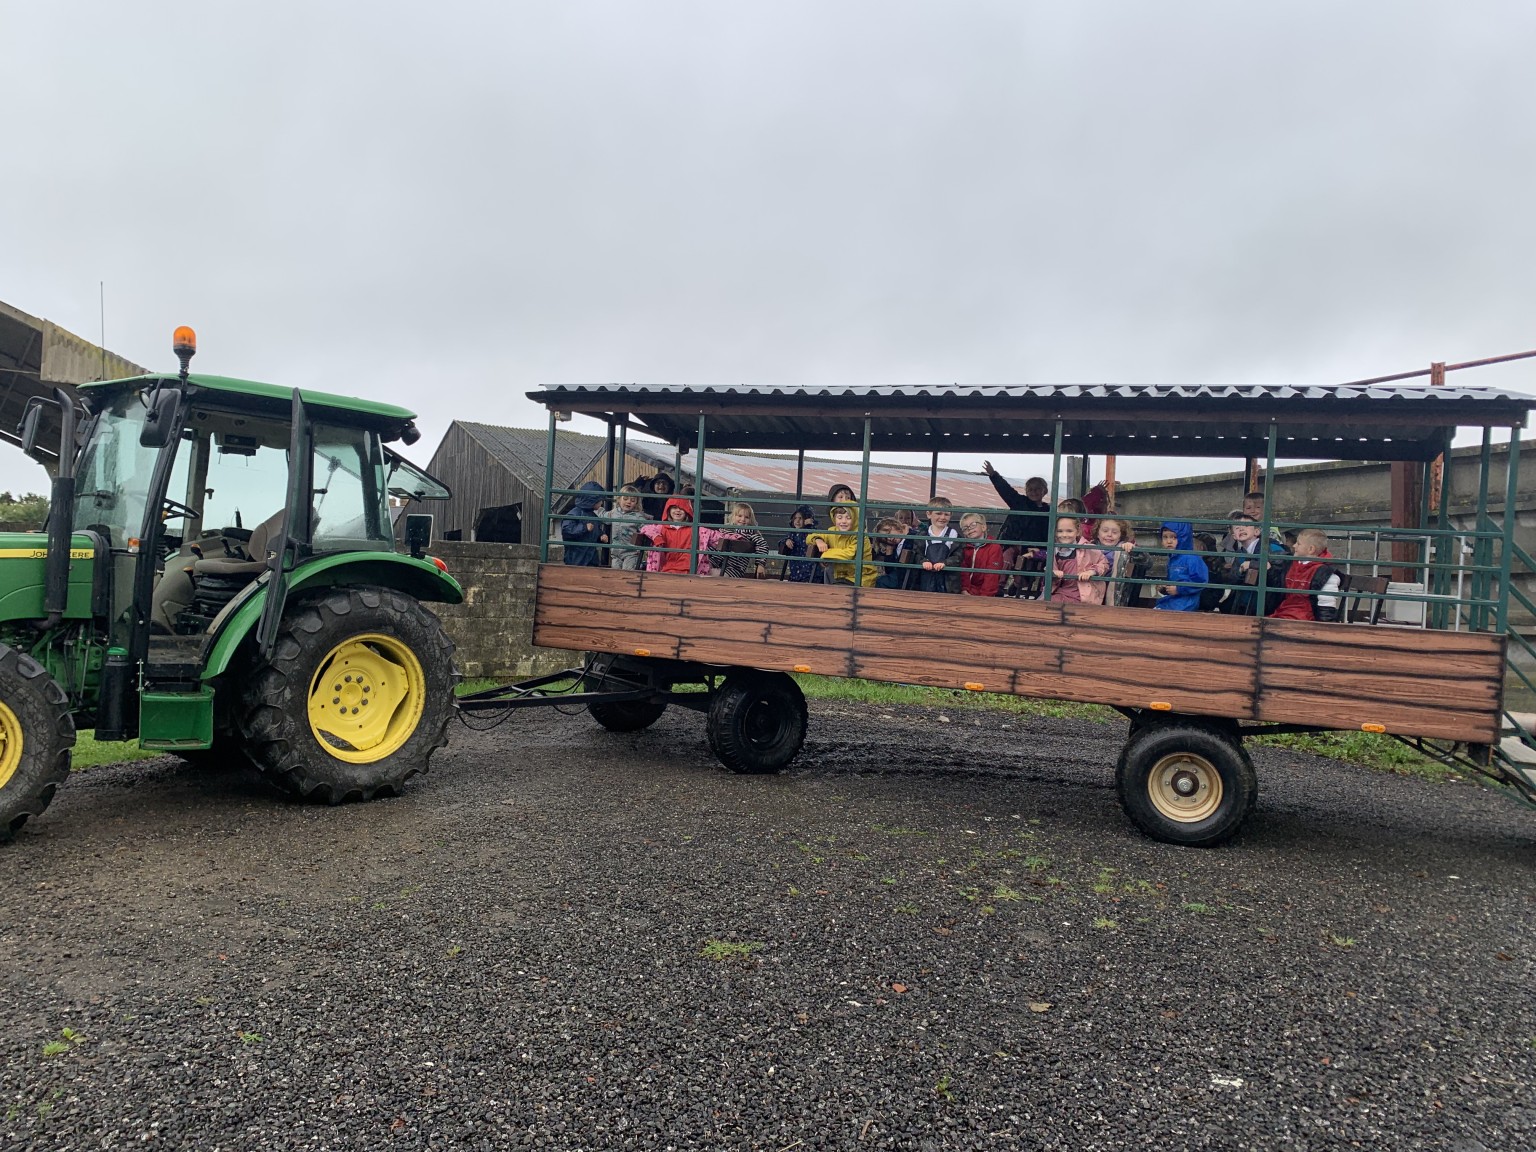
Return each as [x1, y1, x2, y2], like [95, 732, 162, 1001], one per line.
[162, 498, 198, 522]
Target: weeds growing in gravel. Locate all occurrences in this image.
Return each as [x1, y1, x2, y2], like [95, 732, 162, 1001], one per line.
[700, 939, 765, 961]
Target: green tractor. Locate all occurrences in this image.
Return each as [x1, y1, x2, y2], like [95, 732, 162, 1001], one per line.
[0, 327, 461, 841]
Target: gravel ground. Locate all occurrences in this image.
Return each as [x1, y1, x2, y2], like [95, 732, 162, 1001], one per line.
[2, 699, 1534, 1151]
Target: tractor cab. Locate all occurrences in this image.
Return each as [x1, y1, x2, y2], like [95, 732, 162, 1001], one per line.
[1, 329, 460, 843]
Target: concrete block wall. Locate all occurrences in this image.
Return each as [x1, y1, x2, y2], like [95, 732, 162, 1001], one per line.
[426, 541, 575, 681]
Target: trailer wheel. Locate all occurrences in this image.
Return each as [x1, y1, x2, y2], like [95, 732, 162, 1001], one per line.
[0, 646, 76, 842]
[706, 671, 807, 774]
[1116, 721, 1255, 848]
[238, 587, 457, 804]
[588, 698, 668, 732]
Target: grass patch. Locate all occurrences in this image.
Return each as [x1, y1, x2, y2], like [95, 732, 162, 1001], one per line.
[793, 675, 1115, 721]
[700, 939, 765, 961]
[1252, 730, 1455, 781]
[71, 732, 165, 770]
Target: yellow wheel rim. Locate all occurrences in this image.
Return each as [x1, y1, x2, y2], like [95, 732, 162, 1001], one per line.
[307, 633, 426, 764]
[0, 701, 23, 788]
[1147, 751, 1223, 823]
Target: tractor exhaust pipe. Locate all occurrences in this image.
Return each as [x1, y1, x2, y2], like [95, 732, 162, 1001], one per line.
[40, 388, 78, 631]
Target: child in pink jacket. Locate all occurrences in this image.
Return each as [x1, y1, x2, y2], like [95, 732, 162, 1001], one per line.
[1050, 515, 1110, 604]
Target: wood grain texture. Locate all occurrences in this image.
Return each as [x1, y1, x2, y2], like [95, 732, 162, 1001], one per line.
[532, 564, 1505, 743]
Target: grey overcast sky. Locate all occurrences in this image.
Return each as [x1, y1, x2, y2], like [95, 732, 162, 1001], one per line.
[2, 0, 1533, 492]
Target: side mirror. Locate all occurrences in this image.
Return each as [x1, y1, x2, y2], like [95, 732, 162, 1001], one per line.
[139, 387, 181, 448]
[18, 399, 45, 460]
[405, 513, 433, 559]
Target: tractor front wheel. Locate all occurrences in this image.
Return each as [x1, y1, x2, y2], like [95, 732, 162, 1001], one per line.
[0, 645, 76, 842]
[238, 587, 457, 804]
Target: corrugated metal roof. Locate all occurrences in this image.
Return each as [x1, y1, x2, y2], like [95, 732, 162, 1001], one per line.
[528, 382, 1535, 463]
[532, 381, 1530, 403]
[456, 422, 608, 489]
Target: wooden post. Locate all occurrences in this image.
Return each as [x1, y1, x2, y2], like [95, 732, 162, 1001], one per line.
[1105, 455, 1117, 512]
[1389, 461, 1424, 584]
[1428, 361, 1446, 513]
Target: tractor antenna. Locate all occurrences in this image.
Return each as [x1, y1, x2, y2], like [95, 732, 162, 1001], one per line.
[99, 282, 106, 381]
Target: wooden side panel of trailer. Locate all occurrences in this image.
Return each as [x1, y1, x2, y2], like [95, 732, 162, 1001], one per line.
[533, 565, 1504, 745]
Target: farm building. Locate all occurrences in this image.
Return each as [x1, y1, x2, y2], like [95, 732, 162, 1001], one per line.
[426, 419, 1023, 543]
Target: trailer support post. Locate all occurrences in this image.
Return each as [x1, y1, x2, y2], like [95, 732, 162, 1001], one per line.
[1045, 420, 1063, 602]
[1256, 422, 1279, 607]
[1499, 425, 1521, 632]
[1474, 428, 1493, 631]
[540, 410, 558, 563]
[858, 418, 873, 587]
[690, 413, 708, 575]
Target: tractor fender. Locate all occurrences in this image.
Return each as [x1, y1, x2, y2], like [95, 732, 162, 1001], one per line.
[201, 552, 464, 680]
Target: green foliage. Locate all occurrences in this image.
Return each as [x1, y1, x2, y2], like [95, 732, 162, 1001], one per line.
[0, 492, 48, 531]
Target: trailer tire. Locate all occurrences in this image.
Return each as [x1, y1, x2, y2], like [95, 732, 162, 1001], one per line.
[238, 587, 457, 804]
[706, 671, 807, 775]
[0, 646, 76, 843]
[1117, 721, 1255, 848]
[588, 698, 668, 732]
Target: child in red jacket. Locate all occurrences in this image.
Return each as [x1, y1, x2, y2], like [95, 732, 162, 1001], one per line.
[958, 513, 1007, 596]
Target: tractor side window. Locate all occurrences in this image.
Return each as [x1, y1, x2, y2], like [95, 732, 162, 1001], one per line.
[311, 425, 390, 551]
[200, 432, 290, 537]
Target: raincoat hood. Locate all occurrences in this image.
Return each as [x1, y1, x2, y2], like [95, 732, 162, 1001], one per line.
[794, 504, 817, 526]
[662, 497, 694, 521]
[1160, 521, 1194, 549]
[571, 481, 604, 515]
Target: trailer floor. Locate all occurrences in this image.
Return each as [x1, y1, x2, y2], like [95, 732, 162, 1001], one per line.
[2, 701, 1533, 1151]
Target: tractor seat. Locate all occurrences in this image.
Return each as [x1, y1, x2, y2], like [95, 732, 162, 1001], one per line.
[150, 510, 286, 634]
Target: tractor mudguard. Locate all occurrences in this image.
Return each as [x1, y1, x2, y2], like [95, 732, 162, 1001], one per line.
[201, 552, 463, 680]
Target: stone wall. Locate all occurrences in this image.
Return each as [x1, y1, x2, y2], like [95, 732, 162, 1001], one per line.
[427, 541, 575, 681]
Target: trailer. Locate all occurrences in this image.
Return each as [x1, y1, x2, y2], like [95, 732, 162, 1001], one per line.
[461, 380, 1536, 846]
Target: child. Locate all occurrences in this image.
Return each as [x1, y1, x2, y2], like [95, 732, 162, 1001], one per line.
[604, 484, 649, 571]
[1094, 518, 1145, 607]
[638, 498, 723, 575]
[1194, 532, 1228, 612]
[981, 463, 1051, 576]
[872, 517, 915, 590]
[1269, 528, 1342, 621]
[1224, 513, 1289, 616]
[1153, 521, 1209, 612]
[912, 497, 962, 594]
[559, 481, 608, 566]
[1050, 515, 1110, 603]
[778, 505, 824, 584]
[640, 473, 675, 522]
[807, 503, 876, 586]
[718, 503, 769, 579]
[958, 513, 1007, 597]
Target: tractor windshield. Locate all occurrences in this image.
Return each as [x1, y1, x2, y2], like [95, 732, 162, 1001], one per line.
[72, 388, 183, 549]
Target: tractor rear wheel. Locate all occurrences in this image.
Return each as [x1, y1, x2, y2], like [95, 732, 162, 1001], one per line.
[0, 645, 76, 842]
[238, 587, 457, 804]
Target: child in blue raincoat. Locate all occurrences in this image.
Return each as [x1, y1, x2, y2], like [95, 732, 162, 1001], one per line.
[1153, 521, 1208, 611]
[560, 481, 608, 566]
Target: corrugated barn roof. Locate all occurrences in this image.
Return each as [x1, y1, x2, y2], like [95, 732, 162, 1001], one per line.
[528, 382, 1536, 462]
